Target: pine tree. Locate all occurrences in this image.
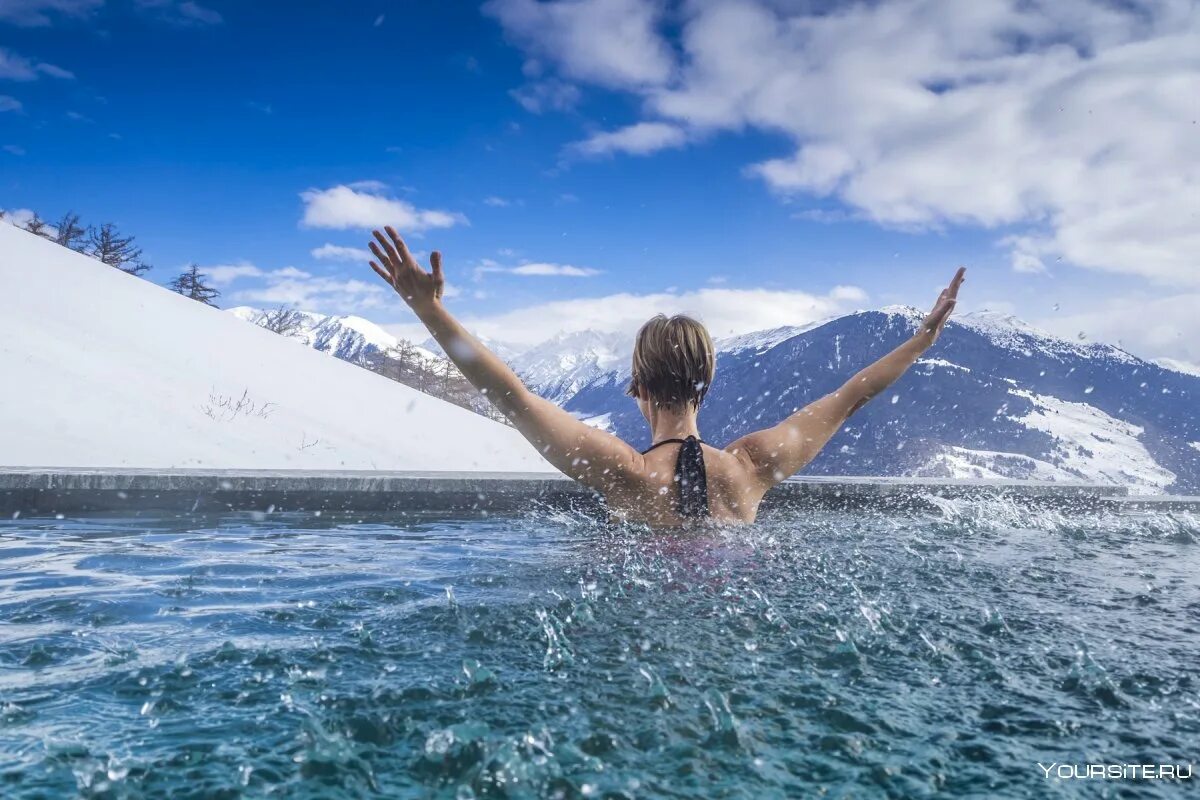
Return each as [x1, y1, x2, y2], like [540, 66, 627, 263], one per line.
[87, 223, 151, 275]
[169, 264, 220, 306]
[52, 211, 87, 251]
[23, 213, 51, 239]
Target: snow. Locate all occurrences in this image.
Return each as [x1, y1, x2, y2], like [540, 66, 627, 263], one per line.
[0, 225, 551, 472]
[915, 358, 971, 373]
[1008, 389, 1175, 492]
[227, 306, 438, 365]
[716, 325, 809, 355]
[958, 309, 1140, 365]
[511, 329, 631, 403]
[921, 446, 1081, 483]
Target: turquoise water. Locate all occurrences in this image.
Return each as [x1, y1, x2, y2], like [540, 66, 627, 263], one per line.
[1, 500, 1197, 798]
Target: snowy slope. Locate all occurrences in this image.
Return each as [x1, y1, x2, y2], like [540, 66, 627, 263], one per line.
[0, 225, 550, 472]
[226, 306, 438, 365]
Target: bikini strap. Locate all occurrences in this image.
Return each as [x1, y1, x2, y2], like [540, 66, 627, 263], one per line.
[639, 436, 710, 518]
[640, 437, 700, 454]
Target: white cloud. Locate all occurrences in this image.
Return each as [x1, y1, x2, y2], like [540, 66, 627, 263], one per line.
[204, 261, 390, 311]
[0, 95, 21, 112]
[511, 262, 599, 276]
[829, 285, 869, 303]
[570, 121, 687, 158]
[204, 263, 264, 285]
[490, 0, 1200, 287]
[134, 0, 222, 25]
[311, 243, 372, 263]
[510, 78, 580, 113]
[0, 47, 74, 81]
[0, 0, 101, 26]
[474, 259, 600, 278]
[3, 144, 26, 155]
[2, 208, 37, 227]
[397, 285, 867, 348]
[300, 183, 467, 232]
[1038, 291, 1200, 365]
[484, 0, 672, 89]
[483, 196, 512, 207]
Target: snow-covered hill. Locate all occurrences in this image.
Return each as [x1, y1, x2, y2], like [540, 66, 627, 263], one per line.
[226, 306, 439, 365]
[0, 225, 550, 472]
[509, 329, 631, 404]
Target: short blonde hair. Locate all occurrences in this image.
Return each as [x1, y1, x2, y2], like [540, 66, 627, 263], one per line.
[626, 314, 715, 410]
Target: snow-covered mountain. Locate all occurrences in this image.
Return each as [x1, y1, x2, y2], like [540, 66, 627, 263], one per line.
[555, 308, 1199, 493]
[509, 329, 631, 404]
[0, 224, 550, 472]
[227, 306, 438, 366]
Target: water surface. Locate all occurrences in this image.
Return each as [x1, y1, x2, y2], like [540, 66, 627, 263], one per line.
[1, 500, 1197, 798]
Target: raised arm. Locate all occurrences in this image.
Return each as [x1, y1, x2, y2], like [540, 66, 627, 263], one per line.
[729, 267, 966, 487]
[367, 227, 642, 491]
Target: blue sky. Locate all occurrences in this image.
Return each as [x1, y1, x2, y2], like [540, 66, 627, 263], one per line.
[2, 0, 1197, 362]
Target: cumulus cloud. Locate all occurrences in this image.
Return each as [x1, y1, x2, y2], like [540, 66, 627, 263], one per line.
[300, 183, 467, 232]
[311, 243, 373, 263]
[489, 0, 1200, 287]
[483, 0, 673, 89]
[0, 0, 101, 26]
[0, 47, 74, 80]
[569, 121, 687, 158]
[394, 285, 867, 348]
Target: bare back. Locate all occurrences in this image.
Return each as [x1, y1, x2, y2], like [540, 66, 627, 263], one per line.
[603, 442, 767, 527]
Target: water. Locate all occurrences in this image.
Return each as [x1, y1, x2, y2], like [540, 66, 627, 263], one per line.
[1, 500, 1197, 798]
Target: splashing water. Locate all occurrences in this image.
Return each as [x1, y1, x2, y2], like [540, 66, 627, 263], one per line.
[0, 501, 1197, 797]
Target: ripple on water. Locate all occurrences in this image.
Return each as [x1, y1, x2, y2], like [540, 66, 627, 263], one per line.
[0, 504, 1197, 797]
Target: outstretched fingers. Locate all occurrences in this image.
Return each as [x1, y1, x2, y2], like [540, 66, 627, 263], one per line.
[947, 266, 966, 299]
[369, 261, 393, 287]
[385, 226, 417, 266]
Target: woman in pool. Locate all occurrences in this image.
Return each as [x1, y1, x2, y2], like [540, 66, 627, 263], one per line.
[368, 227, 965, 527]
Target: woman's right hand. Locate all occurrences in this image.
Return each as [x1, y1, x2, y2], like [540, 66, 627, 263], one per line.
[368, 226, 445, 316]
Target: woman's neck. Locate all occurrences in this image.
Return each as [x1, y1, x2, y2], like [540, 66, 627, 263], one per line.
[647, 404, 701, 444]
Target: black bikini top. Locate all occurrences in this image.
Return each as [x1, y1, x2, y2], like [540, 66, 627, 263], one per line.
[640, 435, 710, 518]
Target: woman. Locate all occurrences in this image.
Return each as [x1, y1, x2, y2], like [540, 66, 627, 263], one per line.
[368, 227, 965, 527]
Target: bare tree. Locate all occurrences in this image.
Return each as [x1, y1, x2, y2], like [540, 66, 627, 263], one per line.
[169, 264, 220, 306]
[258, 306, 306, 338]
[23, 213, 52, 239]
[87, 222, 151, 275]
[52, 211, 87, 251]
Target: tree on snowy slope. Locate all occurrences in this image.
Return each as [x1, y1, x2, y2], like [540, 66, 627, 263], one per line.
[87, 222, 151, 275]
[21, 213, 51, 239]
[169, 264, 220, 306]
[52, 212, 86, 251]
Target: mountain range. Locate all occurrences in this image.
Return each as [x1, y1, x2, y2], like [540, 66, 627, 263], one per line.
[226, 305, 1200, 493]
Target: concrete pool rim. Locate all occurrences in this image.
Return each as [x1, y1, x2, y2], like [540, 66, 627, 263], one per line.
[2, 467, 1196, 515]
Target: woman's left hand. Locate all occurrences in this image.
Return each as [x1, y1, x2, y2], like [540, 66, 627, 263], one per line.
[918, 267, 966, 345]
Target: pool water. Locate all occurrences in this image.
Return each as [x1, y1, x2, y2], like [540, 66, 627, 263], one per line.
[1, 500, 1197, 798]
